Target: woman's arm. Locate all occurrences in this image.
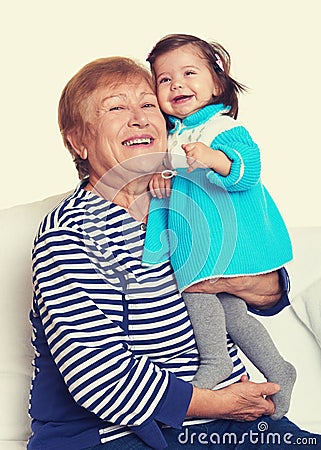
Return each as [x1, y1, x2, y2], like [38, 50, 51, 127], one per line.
[32, 228, 192, 426]
[187, 375, 279, 420]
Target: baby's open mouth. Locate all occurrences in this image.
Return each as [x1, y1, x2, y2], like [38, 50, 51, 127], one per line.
[173, 95, 193, 103]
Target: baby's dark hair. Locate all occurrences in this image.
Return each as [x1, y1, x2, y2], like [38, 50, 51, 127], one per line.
[147, 33, 247, 119]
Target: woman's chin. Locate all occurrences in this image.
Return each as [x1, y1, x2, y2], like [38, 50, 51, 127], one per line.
[121, 152, 164, 175]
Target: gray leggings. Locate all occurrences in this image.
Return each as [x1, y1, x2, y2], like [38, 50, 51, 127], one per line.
[183, 292, 296, 420]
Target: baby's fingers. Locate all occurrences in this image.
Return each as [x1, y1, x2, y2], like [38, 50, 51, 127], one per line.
[186, 156, 197, 173]
[163, 177, 172, 196]
[181, 143, 195, 154]
[149, 176, 163, 198]
[149, 174, 171, 198]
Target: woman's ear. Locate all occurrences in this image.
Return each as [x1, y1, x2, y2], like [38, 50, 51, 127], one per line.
[67, 130, 88, 160]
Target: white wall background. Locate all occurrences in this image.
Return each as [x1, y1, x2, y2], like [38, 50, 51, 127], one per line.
[2, 0, 320, 226]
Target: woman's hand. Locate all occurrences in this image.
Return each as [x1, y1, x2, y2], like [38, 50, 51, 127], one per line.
[187, 376, 279, 421]
[149, 172, 172, 199]
[184, 272, 282, 309]
[182, 142, 232, 176]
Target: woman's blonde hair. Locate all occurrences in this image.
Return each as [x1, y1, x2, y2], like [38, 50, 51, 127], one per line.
[58, 57, 154, 179]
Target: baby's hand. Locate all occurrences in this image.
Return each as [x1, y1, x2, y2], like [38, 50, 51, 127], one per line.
[182, 142, 214, 172]
[149, 172, 172, 198]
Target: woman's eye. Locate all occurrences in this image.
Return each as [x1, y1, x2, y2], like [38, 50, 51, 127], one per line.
[143, 103, 155, 108]
[109, 106, 123, 111]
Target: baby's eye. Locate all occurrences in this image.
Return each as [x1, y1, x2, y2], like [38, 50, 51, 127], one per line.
[159, 77, 171, 84]
[185, 70, 196, 76]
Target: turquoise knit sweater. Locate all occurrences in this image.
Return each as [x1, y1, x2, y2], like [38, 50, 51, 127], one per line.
[142, 104, 293, 291]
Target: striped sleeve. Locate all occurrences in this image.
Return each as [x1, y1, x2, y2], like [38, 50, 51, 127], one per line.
[206, 125, 261, 191]
[32, 226, 192, 448]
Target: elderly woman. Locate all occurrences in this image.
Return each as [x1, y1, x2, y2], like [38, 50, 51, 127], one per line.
[27, 57, 320, 450]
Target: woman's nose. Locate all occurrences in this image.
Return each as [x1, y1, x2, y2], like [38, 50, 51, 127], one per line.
[128, 108, 149, 128]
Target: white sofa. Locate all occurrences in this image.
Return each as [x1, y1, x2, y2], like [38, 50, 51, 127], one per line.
[1, 193, 321, 449]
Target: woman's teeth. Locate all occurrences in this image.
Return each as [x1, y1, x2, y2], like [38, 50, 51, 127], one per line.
[123, 138, 152, 146]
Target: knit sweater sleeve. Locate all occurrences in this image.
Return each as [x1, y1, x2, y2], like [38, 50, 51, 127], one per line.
[206, 125, 261, 191]
[32, 226, 193, 450]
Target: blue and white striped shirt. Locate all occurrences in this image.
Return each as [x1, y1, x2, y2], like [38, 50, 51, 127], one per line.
[28, 183, 246, 450]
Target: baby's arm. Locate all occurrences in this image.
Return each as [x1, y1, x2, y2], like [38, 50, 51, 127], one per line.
[182, 142, 232, 176]
[207, 125, 261, 191]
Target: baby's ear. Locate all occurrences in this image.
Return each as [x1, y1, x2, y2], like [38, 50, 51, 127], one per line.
[67, 130, 88, 159]
[212, 85, 221, 96]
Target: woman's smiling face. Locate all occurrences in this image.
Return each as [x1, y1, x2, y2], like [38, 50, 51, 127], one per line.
[83, 78, 167, 183]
